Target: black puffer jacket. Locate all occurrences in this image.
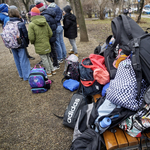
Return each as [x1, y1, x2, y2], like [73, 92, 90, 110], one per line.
[41, 8, 57, 43]
[10, 17, 29, 48]
[63, 13, 77, 39]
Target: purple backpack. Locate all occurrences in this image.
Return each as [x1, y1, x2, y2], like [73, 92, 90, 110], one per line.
[28, 65, 51, 93]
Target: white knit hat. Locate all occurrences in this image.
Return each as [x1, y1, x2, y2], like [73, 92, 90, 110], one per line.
[34, 0, 44, 4]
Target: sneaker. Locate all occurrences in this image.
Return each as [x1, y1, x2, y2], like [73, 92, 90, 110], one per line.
[52, 70, 56, 75]
[37, 61, 43, 65]
[47, 73, 52, 77]
[53, 66, 60, 71]
[68, 50, 74, 55]
[74, 53, 79, 57]
[28, 55, 35, 60]
[58, 59, 63, 63]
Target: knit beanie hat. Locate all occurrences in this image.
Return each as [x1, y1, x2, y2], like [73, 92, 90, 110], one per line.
[63, 5, 72, 13]
[30, 7, 40, 16]
[9, 5, 17, 10]
[46, 0, 55, 2]
[0, 3, 8, 13]
[36, 3, 45, 12]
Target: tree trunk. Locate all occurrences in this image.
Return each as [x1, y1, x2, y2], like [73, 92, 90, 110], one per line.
[69, 0, 76, 17]
[74, 0, 89, 42]
[136, 0, 144, 23]
[21, 0, 30, 12]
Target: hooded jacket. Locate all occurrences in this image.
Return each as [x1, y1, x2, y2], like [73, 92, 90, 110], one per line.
[28, 15, 53, 55]
[63, 13, 77, 39]
[9, 17, 29, 48]
[41, 8, 57, 43]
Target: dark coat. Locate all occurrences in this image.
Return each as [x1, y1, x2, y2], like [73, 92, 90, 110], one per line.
[63, 13, 77, 39]
[41, 8, 57, 43]
[10, 17, 29, 48]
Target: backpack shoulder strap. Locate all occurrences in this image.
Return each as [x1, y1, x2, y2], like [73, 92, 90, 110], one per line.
[111, 17, 121, 48]
[120, 14, 133, 40]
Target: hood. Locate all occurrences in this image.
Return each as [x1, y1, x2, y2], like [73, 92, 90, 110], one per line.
[63, 5, 71, 13]
[0, 13, 8, 21]
[31, 15, 47, 26]
[10, 17, 22, 22]
[41, 8, 56, 18]
[65, 13, 76, 21]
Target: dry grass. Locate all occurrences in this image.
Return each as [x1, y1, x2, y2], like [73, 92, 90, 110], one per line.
[0, 18, 149, 150]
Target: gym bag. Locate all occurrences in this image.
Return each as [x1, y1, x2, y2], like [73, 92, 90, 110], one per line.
[63, 84, 86, 128]
[28, 65, 51, 93]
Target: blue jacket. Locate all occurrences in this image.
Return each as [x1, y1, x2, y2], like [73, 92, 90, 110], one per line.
[0, 13, 9, 27]
[48, 4, 62, 26]
[10, 17, 29, 48]
[41, 8, 57, 43]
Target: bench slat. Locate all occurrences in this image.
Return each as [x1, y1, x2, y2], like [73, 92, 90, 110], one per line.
[123, 130, 139, 146]
[103, 129, 118, 150]
[114, 127, 128, 148]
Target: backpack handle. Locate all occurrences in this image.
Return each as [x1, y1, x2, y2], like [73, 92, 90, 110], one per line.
[34, 64, 42, 68]
[81, 57, 97, 69]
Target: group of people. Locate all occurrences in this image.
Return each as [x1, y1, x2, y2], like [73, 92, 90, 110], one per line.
[0, 0, 78, 81]
[123, 7, 132, 17]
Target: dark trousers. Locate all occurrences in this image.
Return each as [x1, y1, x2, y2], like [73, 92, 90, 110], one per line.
[50, 42, 59, 67]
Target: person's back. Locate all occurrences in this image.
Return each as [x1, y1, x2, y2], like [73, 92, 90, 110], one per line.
[45, 0, 67, 63]
[28, 7, 56, 77]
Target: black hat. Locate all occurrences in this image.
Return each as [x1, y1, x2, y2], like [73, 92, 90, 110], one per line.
[46, 0, 55, 2]
[63, 5, 71, 13]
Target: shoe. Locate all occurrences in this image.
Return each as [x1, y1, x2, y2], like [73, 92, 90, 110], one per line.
[47, 73, 52, 77]
[53, 66, 60, 71]
[68, 50, 74, 55]
[37, 61, 43, 65]
[52, 70, 56, 75]
[28, 56, 35, 60]
[58, 59, 63, 63]
[74, 53, 79, 57]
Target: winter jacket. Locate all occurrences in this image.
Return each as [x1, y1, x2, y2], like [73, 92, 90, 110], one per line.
[48, 3, 62, 26]
[63, 13, 77, 39]
[41, 8, 57, 43]
[9, 17, 29, 48]
[0, 13, 9, 27]
[28, 15, 53, 55]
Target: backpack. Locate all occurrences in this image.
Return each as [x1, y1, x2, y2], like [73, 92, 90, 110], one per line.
[63, 54, 80, 81]
[28, 65, 51, 93]
[79, 54, 110, 96]
[119, 83, 149, 138]
[1, 21, 21, 49]
[111, 14, 150, 96]
[70, 128, 105, 150]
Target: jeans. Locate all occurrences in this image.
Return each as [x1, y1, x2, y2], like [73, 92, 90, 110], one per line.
[11, 47, 31, 80]
[50, 42, 59, 67]
[69, 39, 78, 54]
[55, 25, 67, 60]
[39, 53, 54, 73]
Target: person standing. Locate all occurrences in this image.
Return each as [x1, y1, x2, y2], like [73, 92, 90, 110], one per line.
[35, 2, 60, 70]
[63, 5, 78, 57]
[8, 8, 31, 81]
[28, 7, 56, 77]
[45, 0, 67, 64]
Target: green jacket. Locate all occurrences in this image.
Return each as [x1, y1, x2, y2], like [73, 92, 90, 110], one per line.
[28, 15, 53, 55]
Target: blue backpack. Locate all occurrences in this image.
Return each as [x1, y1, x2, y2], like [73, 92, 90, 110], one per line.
[28, 65, 51, 93]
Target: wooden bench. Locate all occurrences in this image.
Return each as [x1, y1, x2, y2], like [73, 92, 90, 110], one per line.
[93, 94, 150, 150]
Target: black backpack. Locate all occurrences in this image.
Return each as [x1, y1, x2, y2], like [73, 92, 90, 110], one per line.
[70, 128, 105, 150]
[110, 14, 150, 95]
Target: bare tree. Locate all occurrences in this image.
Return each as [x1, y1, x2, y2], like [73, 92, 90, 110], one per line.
[136, 0, 144, 23]
[73, 0, 89, 42]
[21, 0, 30, 12]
